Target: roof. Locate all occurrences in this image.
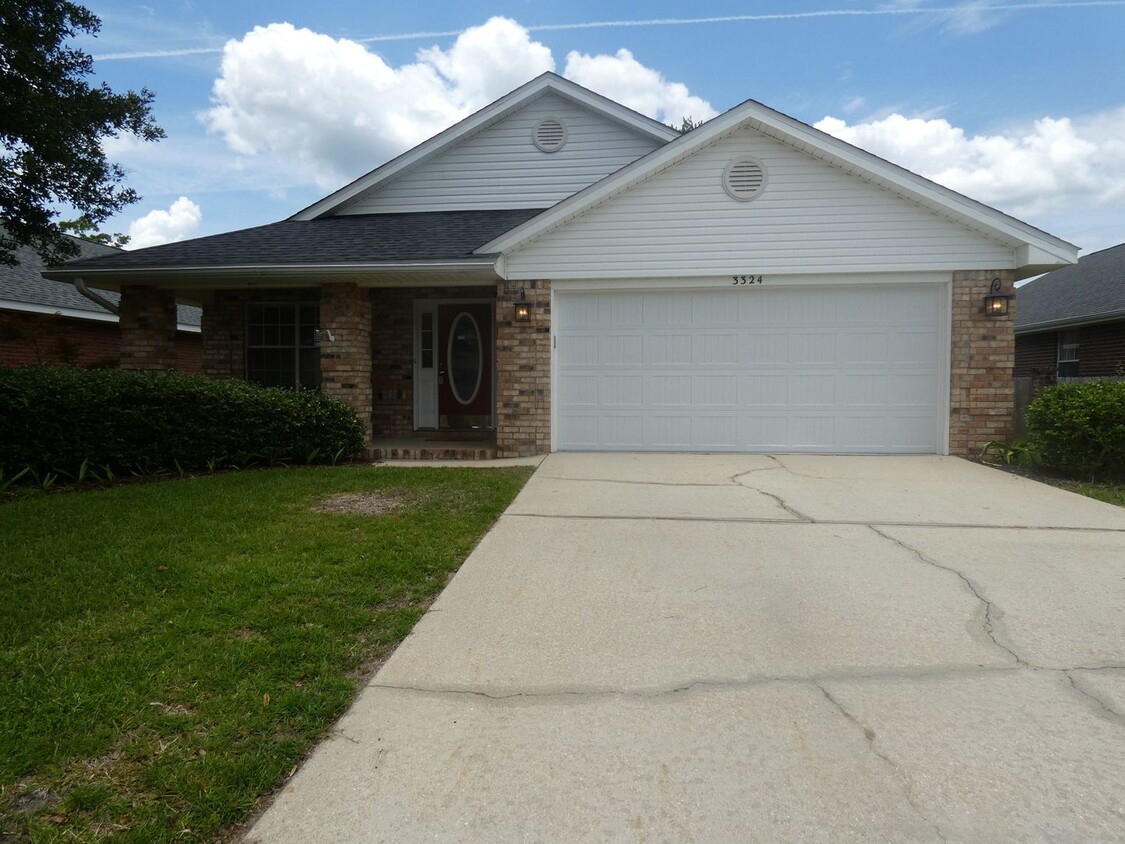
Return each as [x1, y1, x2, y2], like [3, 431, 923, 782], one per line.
[291, 73, 679, 221]
[51, 209, 545, 276]
[1016, 243, 1125, 333]
[479, 96, 1078, 278]
[1, 234, 200, 328]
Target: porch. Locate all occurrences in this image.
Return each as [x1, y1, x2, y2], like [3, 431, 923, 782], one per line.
[372, 432, 497, 461]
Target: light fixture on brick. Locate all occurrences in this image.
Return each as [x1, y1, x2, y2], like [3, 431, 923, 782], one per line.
[514, 289, 531, 322]
[984, 277, 1011, 317]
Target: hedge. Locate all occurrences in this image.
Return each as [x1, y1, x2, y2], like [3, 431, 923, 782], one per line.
[0, 366, 365, 480]
[1025, 380, 1125, 478]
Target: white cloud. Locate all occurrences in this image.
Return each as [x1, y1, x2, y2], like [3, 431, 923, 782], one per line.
[202, 18, 714, 189]
[127, 197, 203, 249]
[203, 18, 555, 188]
[814, 108, 1125, 223]
[562, 48, 718, 124]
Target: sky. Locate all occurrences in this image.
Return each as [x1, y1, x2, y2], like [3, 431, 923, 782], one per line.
[74, 0, 1125, 255]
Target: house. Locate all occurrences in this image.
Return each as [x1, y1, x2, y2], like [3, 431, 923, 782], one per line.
[2, 233, 202, 370]
[42, 73, 1077, 458]
[1014, 243, 1125, 382]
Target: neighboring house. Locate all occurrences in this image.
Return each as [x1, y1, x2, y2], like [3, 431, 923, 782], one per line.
[2, 233, 202, 370]
[1014, 243, 1125, 382]
[43, 73, 1077, 458]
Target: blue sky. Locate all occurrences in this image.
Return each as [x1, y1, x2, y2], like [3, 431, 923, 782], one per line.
[77, 1, 1125, 254]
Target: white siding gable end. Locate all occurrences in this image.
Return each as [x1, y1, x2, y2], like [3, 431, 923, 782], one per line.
[335, 93, 666, 215]
[500, 127, 1021, 280]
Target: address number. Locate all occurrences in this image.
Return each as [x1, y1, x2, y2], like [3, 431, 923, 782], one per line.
[732, 275, 764, 285]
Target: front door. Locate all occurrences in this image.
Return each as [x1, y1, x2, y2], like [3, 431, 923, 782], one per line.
[438, 303, 492, 428]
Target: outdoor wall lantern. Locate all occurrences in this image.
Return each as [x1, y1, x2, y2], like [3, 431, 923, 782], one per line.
[984, 277, 1011, 318]
[514, 289, 532, 322]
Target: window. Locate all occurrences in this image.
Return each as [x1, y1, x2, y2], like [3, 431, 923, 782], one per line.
[246, 303, 321, 389]
[1057, 329, 1080, 378]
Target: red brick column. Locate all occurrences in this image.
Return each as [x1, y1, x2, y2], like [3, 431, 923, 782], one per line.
[949, 270, 1016, 456]
[119, 285, 177, 370]
[495, 279, 551, 457]
[201, 291, 245, 379]
[320, 283, 374, 456]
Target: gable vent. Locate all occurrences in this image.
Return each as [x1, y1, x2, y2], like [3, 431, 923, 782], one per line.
[723, 157, 767, 201]
[533, 118, 567, 153]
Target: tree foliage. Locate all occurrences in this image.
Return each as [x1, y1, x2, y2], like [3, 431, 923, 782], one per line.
[0, 0, 163, 266]
[58, 213, 129, 247]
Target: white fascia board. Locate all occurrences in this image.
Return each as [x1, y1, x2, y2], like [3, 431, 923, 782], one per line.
[479, 97, 1079, 266]
[0, 298, 115, 322]
[290, 73, 677, 221]
[0, 298, 200, 333]
[43, 258, 498, 282]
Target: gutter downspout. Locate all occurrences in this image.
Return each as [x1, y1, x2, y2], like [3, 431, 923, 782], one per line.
[73, 277, 119, 315]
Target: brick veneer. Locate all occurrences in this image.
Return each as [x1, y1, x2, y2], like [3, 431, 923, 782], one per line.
[495, 279, 550, 457]
[320, 283, 374, 453]
[949, 270, 1016, 456]
[119, 285, 177, 370]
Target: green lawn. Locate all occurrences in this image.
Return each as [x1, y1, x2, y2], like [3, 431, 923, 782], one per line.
[0, 465, 532, 842]
[1062, 481, 1125, 507]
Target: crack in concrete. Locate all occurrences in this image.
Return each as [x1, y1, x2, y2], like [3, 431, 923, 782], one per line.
[730, 470, 817, 522]
[367, 662, 1125, 703]
[813, 681, 948, 842]
[868, 526, 1033, 669]
[503, 512, 1125, 532]
[1063, 671, 1125, 725]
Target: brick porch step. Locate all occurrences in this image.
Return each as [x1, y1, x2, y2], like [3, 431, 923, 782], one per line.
[372, 436, 498, 461]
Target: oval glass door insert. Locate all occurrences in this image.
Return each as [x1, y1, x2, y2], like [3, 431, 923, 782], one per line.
[447, 312, 483, 405]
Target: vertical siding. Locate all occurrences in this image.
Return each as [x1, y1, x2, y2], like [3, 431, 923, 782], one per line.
[503, 127, 1016, 279]
[339, 93, 664, 214]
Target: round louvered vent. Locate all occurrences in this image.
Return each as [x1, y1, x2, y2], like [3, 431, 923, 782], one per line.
[723, 157, 767, 201]
[533, 118, 567, 153]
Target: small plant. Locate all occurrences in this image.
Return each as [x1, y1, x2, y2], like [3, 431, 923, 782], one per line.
[980, 439, 1040, 467]
[0, 466, 29, 493]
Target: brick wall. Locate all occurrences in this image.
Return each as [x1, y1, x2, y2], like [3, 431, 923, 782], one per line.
[949, 270, 1016, 456]
[1075, 321, 1125, 377]
[119, 285, 177, 370]
[1014, 331, 1057, 380]
[320, 283, 374, 453]
[0, 309, 203, 372]
[495, 279, 550, 457]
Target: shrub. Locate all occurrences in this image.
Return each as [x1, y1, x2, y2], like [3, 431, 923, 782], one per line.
[1025, 381, 1125, 478]
[0, 366, 365, 481]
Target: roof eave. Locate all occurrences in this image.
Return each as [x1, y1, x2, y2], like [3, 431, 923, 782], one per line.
[1016, 309, 1125, 335]
[41, 258, 501, 290]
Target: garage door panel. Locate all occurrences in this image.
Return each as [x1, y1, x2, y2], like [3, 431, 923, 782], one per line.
[556, 285, 944, 453]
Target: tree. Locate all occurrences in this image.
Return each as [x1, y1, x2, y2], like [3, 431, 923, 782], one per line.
[671, 116, 705, 134]
[0, 0, 163, 266]
[58, 213, 129, 247]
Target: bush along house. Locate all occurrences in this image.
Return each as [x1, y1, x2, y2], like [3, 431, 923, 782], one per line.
[43, 73, 1078, 459]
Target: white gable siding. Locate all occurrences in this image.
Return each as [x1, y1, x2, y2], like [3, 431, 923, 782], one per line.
[338, 93, 663, 215]
[501, 128, 1016, 279]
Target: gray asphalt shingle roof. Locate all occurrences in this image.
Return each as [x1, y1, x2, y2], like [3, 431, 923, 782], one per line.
[56, 209, 546, 272]
[1, 234, 201, 327]
[1016, 243, 1125, 332]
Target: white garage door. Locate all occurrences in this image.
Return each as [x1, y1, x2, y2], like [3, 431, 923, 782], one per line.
[554, 284, 946, 453]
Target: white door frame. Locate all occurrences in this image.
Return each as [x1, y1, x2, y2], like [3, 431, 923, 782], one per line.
[412, 298, 497, 431]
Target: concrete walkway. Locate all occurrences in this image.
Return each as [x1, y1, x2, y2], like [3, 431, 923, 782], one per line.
[247, 454, 1125, 843]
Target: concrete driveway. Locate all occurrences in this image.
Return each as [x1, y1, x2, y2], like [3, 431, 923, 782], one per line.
[247, 454, 1125, 843]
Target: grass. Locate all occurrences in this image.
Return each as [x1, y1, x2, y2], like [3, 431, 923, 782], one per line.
[1060, 480, 1125, 507]
[0, 465, 532, 842]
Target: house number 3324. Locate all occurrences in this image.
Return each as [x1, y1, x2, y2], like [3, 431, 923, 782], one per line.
[732, 275, 764, 285]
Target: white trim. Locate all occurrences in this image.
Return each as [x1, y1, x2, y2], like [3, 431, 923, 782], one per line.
[0, 298, 201, 333]
[938, 278, 952, 456]
[549, 271, 951, 292]
[413, 301, 439, 429]
[43, 259, 498, 280]
[477, 99, 1077, 271]
[291, 74, 677, 221]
